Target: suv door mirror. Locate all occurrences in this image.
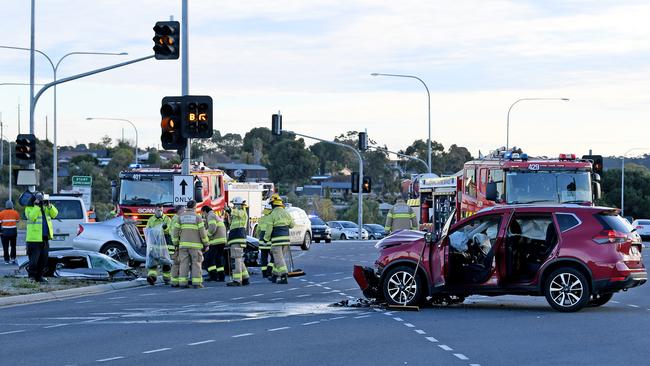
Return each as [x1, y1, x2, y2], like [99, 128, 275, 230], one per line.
[424, 231, 435, 244]
[111, 180, 119, 203]
[486, 181, 498, 201]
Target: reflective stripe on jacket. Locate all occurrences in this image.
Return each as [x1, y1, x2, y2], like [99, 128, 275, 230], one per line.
[25, 205, 58, 242]
[171, 212, 209, 249]
[385, 202, 418, 232]
[229, 208, 248, 230]
[257, 213, 273, 248]
[228, 227, 247, 248]
[270, 226, 290, 246]
[146, 215, 171, 234]
[0, 209, 20, 236]
[205, 211, 226, 245]
[264, 207, 294, 244]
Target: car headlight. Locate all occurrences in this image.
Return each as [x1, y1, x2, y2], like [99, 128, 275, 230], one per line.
[325, 228, 331, 234]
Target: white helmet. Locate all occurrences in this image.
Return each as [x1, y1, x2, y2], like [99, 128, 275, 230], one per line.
[263, 203, 272, 210]
[231, 196, 244, 205]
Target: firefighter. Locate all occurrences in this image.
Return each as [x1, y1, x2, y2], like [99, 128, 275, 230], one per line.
[171, 200, 209, 289]
[264, 194, 294, 284]
[257, 203, 274, 278]
[202, 205, 227, 282]
[25, 193, 58, 283]
[226, 197, 249, 287]
[385, 198, 418, 233]
[145, 204, 172, 285]
[169, 205, 185, 287]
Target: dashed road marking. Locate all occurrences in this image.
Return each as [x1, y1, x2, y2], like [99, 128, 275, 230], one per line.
[273, 290, 284, 294]
[454, 354, 469, 360]
[231, 297, 245, 300]
[232, 333, 253, 338]
[404, 323, 415, 328]
[188, 340, 215, 346]
[415, 329, 425, 334]
[76, 300, 93, 304]
[242, 301, 258, 305]
[108, 296, 126, 300]
[96, 356, 124, 362]
[470, 364, 482, 366]
[354, 315, 371, 319]
[439, 345, 453, 351]
[323, 287, 332, 290]
[296, 294, 311, 298]
[270, 298, 283, 301]
[628, 304, 640, 308]
[44, 324, 68, 329]
[142, 348, 171, 354]
[302, 321, 320, 326]
[268, 326, 290, 332]
[170, 289, 184, 293]
[0, 330, 25, 335]
[139, 293, 156, 297]
[393, 317, 403, 322]
[288, 288, 299, 291]
[252, 293, 264, 297]
[329, 316, 346, 320]
[314, 274, 326, 277]
[611, 300, 620, 304]
[426, 337, 438, 343]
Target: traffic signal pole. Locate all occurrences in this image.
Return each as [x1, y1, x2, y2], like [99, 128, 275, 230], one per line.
[181, 0, 191, 175]
[28, 0, 35, 192]
[286, 131, 365, 240]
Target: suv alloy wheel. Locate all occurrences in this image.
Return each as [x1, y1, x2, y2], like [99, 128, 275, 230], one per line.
[544, 267, 591, 312]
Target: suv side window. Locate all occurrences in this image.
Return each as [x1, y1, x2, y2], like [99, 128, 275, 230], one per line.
[449, 215, 501, 254]
[555, 213, 580, 232]
[50, 200, 83, 220]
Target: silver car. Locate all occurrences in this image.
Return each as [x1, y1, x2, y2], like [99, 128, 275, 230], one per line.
[74, 217, 146, 264]
[327, 221, 369, 240]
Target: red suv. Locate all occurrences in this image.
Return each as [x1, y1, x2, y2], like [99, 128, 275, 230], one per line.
[353, 205, 647, 312]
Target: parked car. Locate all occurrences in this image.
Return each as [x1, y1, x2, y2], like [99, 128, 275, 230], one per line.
[363, 224, 386, 240]
[286, 207, 313, 250]
[309, 216, 332, 243]
[632, 219, 650, 241]
[48, 194, 89, 249]
[327, 221, 369, 240]
[353, 205, 647, 312]
[16, 249, 137, 281]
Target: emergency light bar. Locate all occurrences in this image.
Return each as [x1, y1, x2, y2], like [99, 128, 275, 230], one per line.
[559, 153, 576, 160]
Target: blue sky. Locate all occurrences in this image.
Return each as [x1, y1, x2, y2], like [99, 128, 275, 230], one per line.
[1, 0, 650, 158]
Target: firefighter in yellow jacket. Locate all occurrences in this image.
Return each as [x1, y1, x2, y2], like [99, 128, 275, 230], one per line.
[145, 204, 172, 285]
[227, 197, 250, 286]
[169, 205, 184, 287]
[171, 200, 209, 288]
[202, 205, 227, 282]
[264, 194, 294, 284]
[257, 203, 274, 278]
[385, 198, 418, 233]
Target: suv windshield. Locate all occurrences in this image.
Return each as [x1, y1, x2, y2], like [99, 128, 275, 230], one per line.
[341, 222, 358, 229]
[505, 171, 592, 204]
[120, 179, 174, 206]
[310, 217, 326, 225]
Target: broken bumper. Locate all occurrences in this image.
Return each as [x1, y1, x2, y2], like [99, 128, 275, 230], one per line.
[353, 265, 382, 300]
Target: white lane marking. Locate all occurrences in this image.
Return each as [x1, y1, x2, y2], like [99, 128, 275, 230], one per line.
[273, 290, 284, 294]
[344, 287, 358, 291]
[182, 304, 196, 308]
[231, 297, 245, 300]
[323, 287, 332, 290]
[96, 356, 124, 362]
[426, 337, 438, 343]
[206, 300, 222, 304]
[343, 276, 352, 279]
[470, 364, 482, 366]
[188, 340, 215, 346]
[384, 312, 394, 316]
[346, 296, 356, 299]
[76, 300, 93, 304]
[252, 294, 264, 297]
[439, 345, 453, 351]
[288, 288, 299, 291]
[142, 348, 171, 354]
[611, 300, 620, 303]
[454, 354, 469, 360]
[268, 326, 290, 332]
[242, 301, 258, 305]
[338, 293, 348, 296]
[139, 293, 156, 297]
[329, 316, 346, 320]
[0, 330, 25, 335]
[302, 321, 320, 326]
[299, 279, 307, 282]
[232, 333, 253, 338]
[170, 289, 184, 293]
[354, 315, 371, 319]
[314, 274, 326, 277]
[628, 304, 640, 308]
[332, 279, 341, 282]
[44, 324, 68, 329]
[270, 298, 283, 301]
[333, 272, 344, 275]
[296, 294, 311, 298]
[393, 317, 403, 322]
[108, 296, 126, 300]
[404, 323, 415, 328]
[415, 329, 426, 334]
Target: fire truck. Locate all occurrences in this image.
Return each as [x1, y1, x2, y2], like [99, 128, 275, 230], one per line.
[409, 148, 602, 235]
[112, 163, 273, 235]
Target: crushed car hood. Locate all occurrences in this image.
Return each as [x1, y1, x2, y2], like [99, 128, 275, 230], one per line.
[374, 230, 425, 249]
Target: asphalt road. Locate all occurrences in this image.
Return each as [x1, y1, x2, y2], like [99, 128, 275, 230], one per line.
[1, 240, 650, 366]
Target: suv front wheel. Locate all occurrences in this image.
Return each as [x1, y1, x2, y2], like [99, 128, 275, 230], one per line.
[382, 266, 423, 306]
[544, 267, 591, 312]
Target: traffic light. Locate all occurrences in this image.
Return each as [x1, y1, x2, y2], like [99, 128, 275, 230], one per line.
[272, 113, 282, 136]
[160, 96, 186, 150]
[153, 21, 180, 60]
[582, 154, 603, 176]
[15, 134, 36, 163]
[351, 172, 360, 193]
[362, 175, 372, 193]
[358, 132, 368, 151]
[181, 95, 213, 138]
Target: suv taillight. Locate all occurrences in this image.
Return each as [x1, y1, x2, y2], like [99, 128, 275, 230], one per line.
[77, 224, 84, 236]
[593, 230, 627, 244]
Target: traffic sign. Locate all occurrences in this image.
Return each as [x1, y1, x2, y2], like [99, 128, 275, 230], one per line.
[173, 175, 193, 204]
[72, 176, 92, 186]
[71, 175, 93, 208]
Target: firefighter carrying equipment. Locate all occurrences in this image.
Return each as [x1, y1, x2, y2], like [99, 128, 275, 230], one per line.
[385, 200, 418, 233]
[144, 225, 172, 285]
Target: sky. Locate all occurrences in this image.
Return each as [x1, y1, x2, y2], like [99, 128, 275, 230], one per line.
[1, 0, 650, 158]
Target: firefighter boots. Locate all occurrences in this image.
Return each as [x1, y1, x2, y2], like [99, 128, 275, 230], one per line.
[146, 275, 156, 286]
[242, 278, 250, 286]
[226, 281, 242, 287]
[277, 274, 288, 284]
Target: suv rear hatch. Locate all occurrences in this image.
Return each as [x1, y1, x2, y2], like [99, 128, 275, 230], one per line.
[594, 210, 644, 270]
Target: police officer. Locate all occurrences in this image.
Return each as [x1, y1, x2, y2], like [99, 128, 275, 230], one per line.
[264, 194, 294, 284]
[257, 203, 274, 278]
[171, 200, 208, 289]
[227, 197, 249, 287]
[385, 198, 418, 233]
[202, 205, 227, 282]
[145, 204, 173, 285]
[169, 205, 185, 287]
[25, 193, 58, 283]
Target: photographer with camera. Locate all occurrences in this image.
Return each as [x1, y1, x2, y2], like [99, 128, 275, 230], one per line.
[25, 192, 58, 283]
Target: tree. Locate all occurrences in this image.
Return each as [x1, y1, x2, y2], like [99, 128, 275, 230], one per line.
[243, 127, 274, 154]
[443, 144, 473, 174]
[105, 148, 134, 180]
[310, 141, 355, 175]
[312, 197, 337, 221]
[216, 133, 243, 157]
[267, 138, 318, 186]
[600, 164, 650, 219]
[341, 197, 383, 224]
[401, 139, 445, 174]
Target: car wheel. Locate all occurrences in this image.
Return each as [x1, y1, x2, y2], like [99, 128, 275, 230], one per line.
[382, 266, 423, 306]
[301, 233, 311, 251]
[544, 267, 591, 312]
[369, 235, 376, 240]
[325, 239, 331, 243]
[588, 293, 614, 307]
[340, 234, 347, 240]
[101, 242, 129, 264]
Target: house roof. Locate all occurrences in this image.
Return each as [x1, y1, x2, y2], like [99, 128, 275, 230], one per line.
[321, 181, 351, 189]
[215, 163, 267, 171]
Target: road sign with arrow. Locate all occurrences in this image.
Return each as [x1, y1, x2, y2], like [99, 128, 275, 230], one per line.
[173, 175, 194, 204]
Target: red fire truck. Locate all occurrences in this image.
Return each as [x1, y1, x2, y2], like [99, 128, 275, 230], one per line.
[409, 148, 602, 235]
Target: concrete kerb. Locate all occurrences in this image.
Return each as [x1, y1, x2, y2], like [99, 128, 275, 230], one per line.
[0, 278, 147, 307]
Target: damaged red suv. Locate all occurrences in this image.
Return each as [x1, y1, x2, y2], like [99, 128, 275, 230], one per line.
[354, 205, 647, 312]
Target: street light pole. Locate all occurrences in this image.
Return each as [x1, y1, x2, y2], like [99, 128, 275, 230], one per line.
[620, 147, 650, 217]
[370, 145, 430, 172]
[1, 45, 127, 193]
[1, 134, 12, 203]
[86, 118, 139, 165]
[506, 97, 569, 150]
[371, 72, 432, 174]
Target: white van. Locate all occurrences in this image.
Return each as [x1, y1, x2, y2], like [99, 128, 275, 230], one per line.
[286, 207, 313, 250]
[47, 194, 89, 248]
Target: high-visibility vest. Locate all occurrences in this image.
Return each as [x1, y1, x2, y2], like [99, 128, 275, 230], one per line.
[264, 207, 294, 246]
[25, 205, 58, 242]
[172, 212, 208, 250]
[205, 211, 226, 245]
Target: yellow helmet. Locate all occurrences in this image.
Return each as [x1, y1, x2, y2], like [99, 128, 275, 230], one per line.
[270, 194, 284, 207]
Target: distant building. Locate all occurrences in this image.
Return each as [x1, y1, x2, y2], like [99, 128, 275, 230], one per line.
[214, 162, 269, 182]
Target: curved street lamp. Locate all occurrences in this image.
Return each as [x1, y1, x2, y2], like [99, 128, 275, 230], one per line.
[86, 117, 139, 165]
[506, 97, 569, 149]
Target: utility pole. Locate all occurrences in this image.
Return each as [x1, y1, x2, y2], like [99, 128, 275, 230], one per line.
[17, 104, 21, 134]
[181, 0, 191, 175]
[28, 0, 35, 192]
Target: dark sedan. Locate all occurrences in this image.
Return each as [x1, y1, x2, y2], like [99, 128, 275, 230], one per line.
[310, 216, 332, 243]
[363, 224, 386, 240]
